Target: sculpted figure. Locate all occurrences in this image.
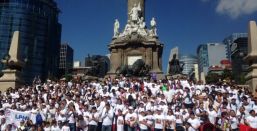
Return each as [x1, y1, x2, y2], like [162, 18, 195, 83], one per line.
[138, 17, 147, 36]
[129, 3, 141, 23]
[113, 19, 120, 37]
[150, 17, 157, 36]
[169, 54, 184, 75]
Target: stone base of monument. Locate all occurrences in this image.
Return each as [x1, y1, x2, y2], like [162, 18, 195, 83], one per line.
[0, 69, 24, 91]
[166, 74, 187, 79]
[245, 64, 257, 93]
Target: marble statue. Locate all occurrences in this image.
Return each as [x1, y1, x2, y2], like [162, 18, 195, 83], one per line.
[138, 17, 147, 36]
[120, 20, 132, 37]
[113, 19, 120, 38]
[150, 17, 157, 36]
[129, 3, 141, 23]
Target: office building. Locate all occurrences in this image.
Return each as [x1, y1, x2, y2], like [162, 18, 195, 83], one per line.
[223, 33, 248, 60]
[0, 0, 61, 83]
[231, 36, 248, 83]
[59, 44, 74, 76]
[197, 43, 227, 75]
[179, 55, 198, 75]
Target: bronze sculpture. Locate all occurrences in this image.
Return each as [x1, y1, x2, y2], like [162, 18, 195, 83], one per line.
[169, 54, 184, 75]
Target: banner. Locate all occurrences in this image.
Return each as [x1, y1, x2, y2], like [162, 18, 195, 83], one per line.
[5, 109, 31, 129]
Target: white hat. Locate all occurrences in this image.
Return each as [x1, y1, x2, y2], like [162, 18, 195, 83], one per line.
[128, 106, 133, 110]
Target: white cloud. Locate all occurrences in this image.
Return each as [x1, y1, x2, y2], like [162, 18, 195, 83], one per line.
[215, 0, 257, 19]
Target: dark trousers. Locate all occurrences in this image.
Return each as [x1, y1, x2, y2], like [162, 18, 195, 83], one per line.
[154, 129, 162, 131]
[101, 125, 112, 131]
[69, 123, 76, 131]
[97, 122, 103, 131]
[88, 125, 97, 131]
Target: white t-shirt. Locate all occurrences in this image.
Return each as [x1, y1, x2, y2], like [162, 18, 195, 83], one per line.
[246, 116, 257, 128]
[101, 108, 114, 126]
[67, 111, 75, 123]
[230, 117, 238, 129]
[208, 110, 218, 125]
[138, 115, 148, 130]
[165, 115, 176, 129]
[187, 118, 201, 130]
[88, 112, 99, 125]
[61, 125, 70, 131]
[125, 112, 137, 123]
[0, 123, 7, 131]
[44, 127, 51, 131]
[117, 116, 124, 131]
[51, 125, 61, 131]
[154, 114, 164, 129]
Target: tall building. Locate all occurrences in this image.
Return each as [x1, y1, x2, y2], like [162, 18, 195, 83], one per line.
[197, 43, 227, 75]
[0, 0, 61, 83]
[231, 36, 248, 83]
[179, 55, 198, 75]
[59, 44, 74, 76]
[223, 33, 248, 60]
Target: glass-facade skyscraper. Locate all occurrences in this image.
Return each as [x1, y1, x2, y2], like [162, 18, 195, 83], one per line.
[197, 43, 227, 75]
[0, 0, 61, 83]
[179, 55, 198, 75]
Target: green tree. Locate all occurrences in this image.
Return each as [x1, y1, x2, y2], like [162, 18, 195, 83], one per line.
[206, 73, 221, 84]
[222, 69, 233, 80]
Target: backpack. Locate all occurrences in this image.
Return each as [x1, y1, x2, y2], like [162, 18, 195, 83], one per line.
[36, 113, 43, 125]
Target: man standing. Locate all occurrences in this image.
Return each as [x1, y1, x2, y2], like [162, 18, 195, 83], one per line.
[101, 103, 114, 131]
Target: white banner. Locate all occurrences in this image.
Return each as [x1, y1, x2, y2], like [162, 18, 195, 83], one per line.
[5, 109, 31, 129]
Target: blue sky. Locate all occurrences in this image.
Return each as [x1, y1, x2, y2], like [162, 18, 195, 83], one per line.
[56, 0, 257, 71]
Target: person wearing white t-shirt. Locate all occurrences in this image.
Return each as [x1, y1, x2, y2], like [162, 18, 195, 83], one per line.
[154, 109, 165, 131]
[50, 120, 62, 131]
[117, 109, 124, 131]
[101, 103, 114, 131]
[125, 106, 137, 131]
[246, 110, 257, 129]
[165, 110, 176, 131]
[67, 104, 76, 131]
[138, 111, 149, 131]
[229, 110, 239, 131]
[207, 106, 218, 125]
[61, 122, 70, 131]
[44, 122, 51, 131]
[88, 107, 99, 131]
[187, 113, 201, 131]
[0, 118, 7, 131]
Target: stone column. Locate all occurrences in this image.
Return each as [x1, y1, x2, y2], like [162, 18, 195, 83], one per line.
[245, 21, 257, 93]
[127, 0, 145, 20]
[108, 49, 121, 74]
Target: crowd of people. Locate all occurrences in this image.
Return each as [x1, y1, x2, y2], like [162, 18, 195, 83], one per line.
[0, 76, 257, 131]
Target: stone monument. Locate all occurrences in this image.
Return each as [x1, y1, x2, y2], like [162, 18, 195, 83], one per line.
[245, 21, 257, 93]
[0, 31, 25, 91]
[107, 0, 164, 79]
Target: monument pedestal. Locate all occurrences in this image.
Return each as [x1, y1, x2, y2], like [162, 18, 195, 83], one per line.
[107, 34, 164, 79]
[245, 63, 257, 93]
[0, 69, 24, 91]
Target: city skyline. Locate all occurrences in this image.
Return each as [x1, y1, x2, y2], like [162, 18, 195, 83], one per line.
[56, 0, 257, 70]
